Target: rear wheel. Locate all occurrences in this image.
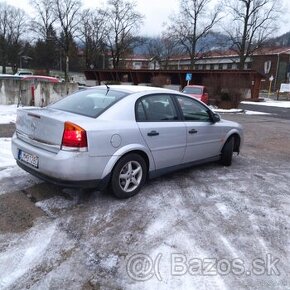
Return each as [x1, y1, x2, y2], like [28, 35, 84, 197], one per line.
[221, 137, 234, 166]
[111, 153, 147, 199]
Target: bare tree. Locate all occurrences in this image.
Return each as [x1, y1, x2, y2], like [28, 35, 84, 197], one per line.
[30, 0, 57, 41]
[146, 38, 164, 69]
[225, 0, 280, 69]
[53, 0, 82, 80]
[78, 8, 107, 69]
[166, 0, 222, 69]
[104, 0, 144, 69]
[146, 36, 181, 70]
[29, 0, 59, 73]
[0, 3, 27, 73]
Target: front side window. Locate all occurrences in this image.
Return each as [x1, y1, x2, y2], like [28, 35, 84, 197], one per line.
[136, 94, 178, 121]
[176, 96, 211, 122]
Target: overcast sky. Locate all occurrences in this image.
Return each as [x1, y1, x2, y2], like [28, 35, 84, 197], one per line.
[2, 0, 179, 36]
[2, 0, 290, 37]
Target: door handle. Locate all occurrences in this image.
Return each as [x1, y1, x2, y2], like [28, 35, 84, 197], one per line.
[147, 130, 159, 136]
[188, 129, 198, 134]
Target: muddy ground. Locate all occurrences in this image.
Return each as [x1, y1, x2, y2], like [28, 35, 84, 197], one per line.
[0, 114, 289, 290]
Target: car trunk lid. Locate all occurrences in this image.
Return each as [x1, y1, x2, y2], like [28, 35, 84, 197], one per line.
[16, 107, 87, 152]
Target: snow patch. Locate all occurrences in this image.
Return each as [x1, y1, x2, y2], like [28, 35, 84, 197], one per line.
[241, 100, 290, 108]
[219, 235, 240, 259]
[0, 138, 15, 169]
[0, 166, 41, 195]
[0, 104, 17, 124]
[0, 222, 56, 289]
[100, 254, 119, 271]
[212, 107, 271, 115]
[213, 108, 244, 113]
[146, 217, 168, 237]
[35, 196, 78, 216]
[211, 107, 271, 115]
[215, 202, 233, 219]
[244, 110, 271, 115]
[132, 236, 228, 290]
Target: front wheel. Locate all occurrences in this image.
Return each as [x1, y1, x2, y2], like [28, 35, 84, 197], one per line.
[220, 137, 234, 166]
[111, 153, 147, 199]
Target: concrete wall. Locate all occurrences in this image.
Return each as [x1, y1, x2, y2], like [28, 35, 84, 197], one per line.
[0, 79, 78, 106]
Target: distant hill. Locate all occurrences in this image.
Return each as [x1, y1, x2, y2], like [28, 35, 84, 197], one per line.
[133, 32, 229, 55]
[267, 32, 290, 47]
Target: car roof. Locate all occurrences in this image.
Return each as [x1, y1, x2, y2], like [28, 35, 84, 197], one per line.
[91, 85, 176, 94]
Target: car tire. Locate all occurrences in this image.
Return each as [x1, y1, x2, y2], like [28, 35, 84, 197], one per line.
[220, 137, 234, 166]
[111, 153, 147, 199]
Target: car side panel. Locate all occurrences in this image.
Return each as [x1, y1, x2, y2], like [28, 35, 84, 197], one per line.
[86, 120, 148, 157]
[137, 122, 187, 169]
[183, 121, 223, 162]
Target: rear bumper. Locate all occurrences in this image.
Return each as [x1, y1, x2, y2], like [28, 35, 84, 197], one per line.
[17, 160, 110, 189]
[12, 133, 111, 189]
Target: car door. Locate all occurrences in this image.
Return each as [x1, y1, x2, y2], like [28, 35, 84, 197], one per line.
[174, 95, 223, 163]
[136, 94, 186, 170]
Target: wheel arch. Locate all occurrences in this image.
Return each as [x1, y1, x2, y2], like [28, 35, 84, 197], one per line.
[222, 132, 241, 154]
[232, 133, 241, 153]
[101, 145, 153, 181]
[111, 150, 150, 176]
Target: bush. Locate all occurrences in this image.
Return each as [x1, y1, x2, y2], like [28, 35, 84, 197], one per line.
[220, 92, 231, 101]
[151, 75, 169, 87]
[203, 74, 250, 108]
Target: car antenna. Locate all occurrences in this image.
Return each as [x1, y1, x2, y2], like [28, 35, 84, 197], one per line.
[105, 83, 110, 95]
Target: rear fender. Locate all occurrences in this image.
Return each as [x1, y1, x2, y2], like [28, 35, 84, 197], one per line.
[101, 144, 155, 179]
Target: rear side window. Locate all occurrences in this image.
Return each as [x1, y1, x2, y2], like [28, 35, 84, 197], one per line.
[50, 88, 127, 118]
[136, 94, 178, 121]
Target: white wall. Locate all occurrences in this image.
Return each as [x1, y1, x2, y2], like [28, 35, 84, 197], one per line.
[0, 79, 78, 106]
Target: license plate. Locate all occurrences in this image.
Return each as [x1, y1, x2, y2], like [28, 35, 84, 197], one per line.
[18, 150, 39, 168]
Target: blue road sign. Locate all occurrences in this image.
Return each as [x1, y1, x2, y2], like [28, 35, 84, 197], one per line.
[185, 73, 192, 81]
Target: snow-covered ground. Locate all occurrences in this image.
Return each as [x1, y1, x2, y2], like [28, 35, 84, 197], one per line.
[241, 98, 290, 108]
[0, 138, 41, 195]
[0, 152, 289, 289]
[0, 105, 17, 124]
[0, 105, 289, 289]
[212, 108, 271, 115]
[0, 138, 15, 169]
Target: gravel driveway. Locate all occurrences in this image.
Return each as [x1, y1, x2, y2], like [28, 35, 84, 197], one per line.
[0, 114, 289, 290]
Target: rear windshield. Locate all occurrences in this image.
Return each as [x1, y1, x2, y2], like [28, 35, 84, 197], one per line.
[49, 88, 127, 118]
[183, 87, 203, 94]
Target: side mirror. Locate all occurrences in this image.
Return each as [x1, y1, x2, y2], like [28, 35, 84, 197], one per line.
[209, 111, 220, 123]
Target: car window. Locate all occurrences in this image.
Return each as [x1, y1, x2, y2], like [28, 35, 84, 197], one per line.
[49, 88, 127, 118]
[136, 101, 147, 121]
[176, 96, 210, 122]
[136, 94, 178, 121]
[182, 87, 203, 94]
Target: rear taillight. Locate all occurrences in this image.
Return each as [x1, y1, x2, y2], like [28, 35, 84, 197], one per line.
[61, 121, 88, 151]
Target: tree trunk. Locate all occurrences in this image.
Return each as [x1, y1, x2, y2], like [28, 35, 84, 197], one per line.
[65, 55, 69, 82]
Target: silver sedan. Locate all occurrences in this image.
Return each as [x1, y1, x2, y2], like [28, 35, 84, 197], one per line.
[11, 85, 243, 198]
